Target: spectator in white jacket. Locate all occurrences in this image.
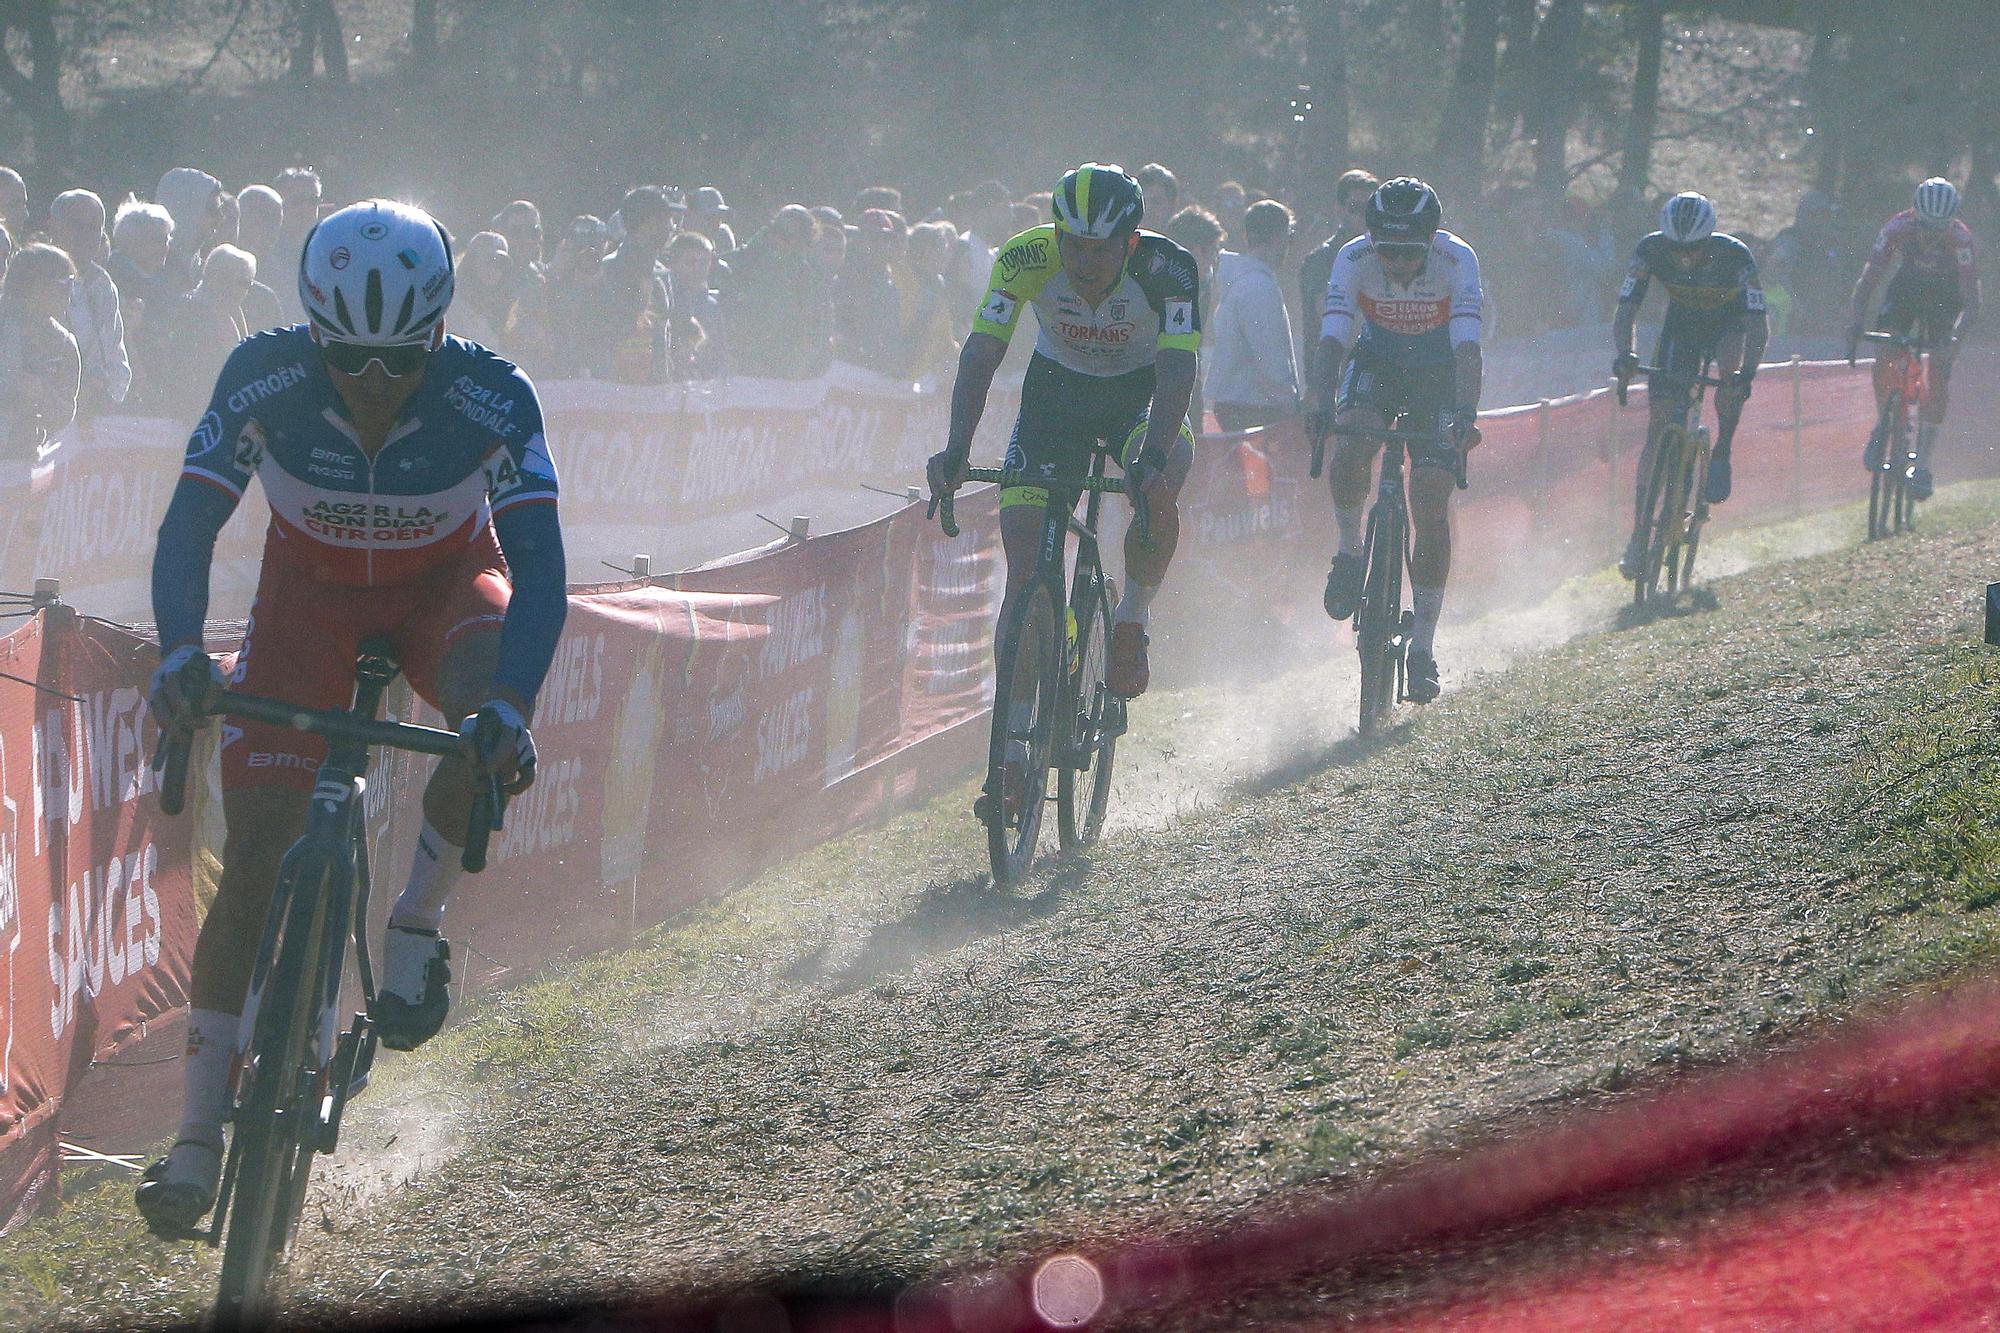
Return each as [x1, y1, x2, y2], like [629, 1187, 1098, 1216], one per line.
[48, 188, 132, 414]
[1206, 200, 1300, 431]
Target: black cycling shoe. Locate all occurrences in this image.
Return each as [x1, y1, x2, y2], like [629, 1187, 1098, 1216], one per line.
[1323, 553, 1364, 621]
[1908, 465, 1934, 501]
[1704, 450, 1732, 504]
[1618, 535, 1646, 581]
[1405, 647, 1441, 704]
[374, 926, 451, 1052]
[134, 1139, 221, 1240]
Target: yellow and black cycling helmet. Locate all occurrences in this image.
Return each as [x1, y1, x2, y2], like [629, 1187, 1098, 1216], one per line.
[1052, 163, 1144, 240]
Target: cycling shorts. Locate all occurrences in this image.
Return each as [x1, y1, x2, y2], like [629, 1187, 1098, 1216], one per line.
[1649, 320, 1746, 414]
[1879, 270, 1962, 345]
[1337, 360, 1460, 472]
[1000, 352, 1193, 510]
[221, 539, 512, 793]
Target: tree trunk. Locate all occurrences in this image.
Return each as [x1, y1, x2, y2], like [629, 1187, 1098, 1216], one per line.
[1527, 0, 1584, 201]
[1614, 0, 1664, 205]
[1434, 0, 1501, 204]
[1299, 0, 1352, 216]
[1803, 11, 1845, 194]
[0, 3, 74, 173]
[290, 0, 349, 83]
[1491, 0, 1538, 132]
[411, 0, 438, 71]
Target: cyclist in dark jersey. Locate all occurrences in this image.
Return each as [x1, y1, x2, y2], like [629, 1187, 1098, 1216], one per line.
[1612, 192, 1768, 577]
[135, 200, 568, 1236]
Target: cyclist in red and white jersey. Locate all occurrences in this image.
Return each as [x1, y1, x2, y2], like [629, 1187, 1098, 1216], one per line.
[1847, 177, 1981, 499]
[1312, 177, 1483, 704]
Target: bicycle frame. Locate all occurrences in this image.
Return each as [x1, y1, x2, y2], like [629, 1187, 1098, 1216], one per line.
[152, 643, 503, 1322]
[1334, 421, 1453, 735]
[931, 452, 1131, 881]
[1859, 330, 1933, 539]
[1623, 361, 1721, 604]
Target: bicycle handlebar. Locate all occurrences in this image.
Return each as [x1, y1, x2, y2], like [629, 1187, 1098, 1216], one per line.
[152, 687, 507, 873]
[928, 466, 1138, 541]
[1317, 424, 1470, 491]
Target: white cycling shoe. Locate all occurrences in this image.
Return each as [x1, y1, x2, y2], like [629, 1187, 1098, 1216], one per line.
[375, 924, 452, 1052]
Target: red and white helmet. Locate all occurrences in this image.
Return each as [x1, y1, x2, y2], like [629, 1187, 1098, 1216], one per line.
[1913, 177, 1960, 228]
[298, 199, 454, 345]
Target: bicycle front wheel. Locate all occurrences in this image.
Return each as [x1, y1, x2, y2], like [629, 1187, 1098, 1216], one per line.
[1058, 569, 1117, 851]
[1648, 426, 1693, 598]
[1630, 429, 1673, 605]
[213, 859, 334, 1327]
[1868, 392, 1904, 540]
[986, 582, 1059, 885]
[1356, 503, 1405, 737]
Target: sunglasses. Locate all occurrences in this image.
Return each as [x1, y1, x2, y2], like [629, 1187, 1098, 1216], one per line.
[319, 338, 430, 377]
[1375, 242, 1429, 260]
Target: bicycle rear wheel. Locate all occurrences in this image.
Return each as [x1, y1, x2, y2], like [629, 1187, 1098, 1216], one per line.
[1677, 428, 1712, 590]
[985, 582, 1059, 885]
[1355, 502, 1404, 737]
[1057, 569, 1118, 851]
[213, 859, 333, 1327]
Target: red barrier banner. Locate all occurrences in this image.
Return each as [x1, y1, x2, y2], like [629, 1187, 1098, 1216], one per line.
[0, 612, 202, 1227]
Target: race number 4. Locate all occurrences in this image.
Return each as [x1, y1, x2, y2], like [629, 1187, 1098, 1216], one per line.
[1164, 300, 1194, 335]
[981, 289, 1018, 326]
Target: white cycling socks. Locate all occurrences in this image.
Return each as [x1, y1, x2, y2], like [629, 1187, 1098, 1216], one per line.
[177, 1007, 235, 1145]
[390, 818, 462, 933]
[171, 1007, 235, 1180]
[1114, 580, 1157, 627]
[1335, 504, 1365, 558]
[1412, 586, 1446, 655]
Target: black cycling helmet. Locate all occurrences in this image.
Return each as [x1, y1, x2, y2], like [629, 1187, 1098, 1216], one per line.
[1051, 163, 1145, 240]
[1365, 176, 1443, 246]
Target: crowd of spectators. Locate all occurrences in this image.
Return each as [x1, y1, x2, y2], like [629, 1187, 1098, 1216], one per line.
[0, 152, 1922, 463]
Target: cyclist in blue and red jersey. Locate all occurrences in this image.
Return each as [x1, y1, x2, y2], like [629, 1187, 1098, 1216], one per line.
[1313, 176, 1484, 705]
[135, 200, 568, 1236]
[1847, 177, 1982, 499]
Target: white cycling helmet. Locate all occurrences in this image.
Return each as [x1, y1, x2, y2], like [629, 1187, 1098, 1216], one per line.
[1660, 191, 1717, 246]
[298, 199, 454, 345]
[1913, 177, 1960, 227]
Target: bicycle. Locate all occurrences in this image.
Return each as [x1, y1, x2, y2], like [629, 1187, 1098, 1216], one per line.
[1617, 361, 1723, 606]
[1854, 329, 1934, 540]
[930, 447, 1137, 886]
[1313, 420, 1461, 737]
[150, 639, 507, 1327]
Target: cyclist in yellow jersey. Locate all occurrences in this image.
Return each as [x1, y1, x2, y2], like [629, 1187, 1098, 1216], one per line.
[927, 163, 1201, 701]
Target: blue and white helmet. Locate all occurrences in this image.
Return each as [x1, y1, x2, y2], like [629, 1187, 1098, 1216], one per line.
[1660, 192, 1717, 246]
[1913, 177, 1960, 228]
[299, 199, 455, 345]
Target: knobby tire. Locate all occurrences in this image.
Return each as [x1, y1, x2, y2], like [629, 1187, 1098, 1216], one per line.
[1869, 392, 1905, 540]
[1057, 568, 1117, 851]
[1631, 428, 1673, 606]
[1677, 428, 1712, 592]
[1648, 425, 1693, 600]
[1356, 502, 1404, 737]
[987, 583, 1058, 885]
[212, 860, 332, 1327]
